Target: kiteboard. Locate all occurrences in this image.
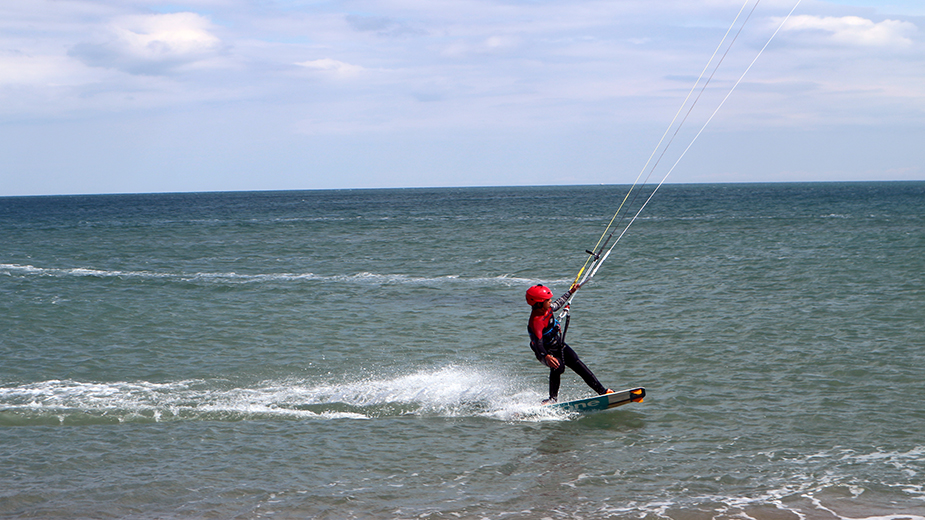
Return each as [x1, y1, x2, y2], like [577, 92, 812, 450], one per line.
[544, 387, 645, 413]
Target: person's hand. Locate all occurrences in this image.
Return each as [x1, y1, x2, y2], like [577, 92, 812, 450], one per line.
[569, 282, 581, 293]
[544, 354, 560, 369]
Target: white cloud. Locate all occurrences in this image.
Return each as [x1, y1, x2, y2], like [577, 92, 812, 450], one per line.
[294, 58, 366, 76]
[0, 53, 95, 86]
[70, 12, 224, 75]
[781, 14, 917, 47]
[440, 35, 522, 59]
[114, 12, 221, 57]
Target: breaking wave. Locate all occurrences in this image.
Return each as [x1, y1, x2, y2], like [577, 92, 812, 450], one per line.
[0, 366, 567, 426]
[0, 263, 564, 287]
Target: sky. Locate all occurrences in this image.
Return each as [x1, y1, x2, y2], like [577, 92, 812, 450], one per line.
[1, 0, 923, 196]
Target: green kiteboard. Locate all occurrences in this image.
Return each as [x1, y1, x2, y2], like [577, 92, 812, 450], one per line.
[544, 387, 646, 413]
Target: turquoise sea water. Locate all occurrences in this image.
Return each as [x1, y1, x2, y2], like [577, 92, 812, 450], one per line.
[1, 183, 924, 519]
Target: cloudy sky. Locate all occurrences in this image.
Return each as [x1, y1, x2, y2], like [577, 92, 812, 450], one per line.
[1, 0, 923, 196]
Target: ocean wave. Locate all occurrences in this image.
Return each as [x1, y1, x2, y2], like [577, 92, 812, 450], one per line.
[620, 495, 925, 520]
[622, 445, 925, 520]
[0, 367, 565, 426]
[611, 467, 925, 520]
[0, 263, 556, 287]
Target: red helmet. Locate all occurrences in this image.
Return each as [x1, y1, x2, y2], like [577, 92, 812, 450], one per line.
[525, 284, 553, 306]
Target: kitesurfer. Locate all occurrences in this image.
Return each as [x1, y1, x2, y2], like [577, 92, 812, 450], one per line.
[526, 284, 613, 404]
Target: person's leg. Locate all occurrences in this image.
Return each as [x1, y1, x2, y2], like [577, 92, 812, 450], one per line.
[548, 358, 566, 402]
[562, 345, 608, 395]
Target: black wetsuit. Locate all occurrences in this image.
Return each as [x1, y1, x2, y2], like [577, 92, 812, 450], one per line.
[527, 292, 607, 400]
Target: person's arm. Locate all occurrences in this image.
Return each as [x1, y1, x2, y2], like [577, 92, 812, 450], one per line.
[549, 283, 580, 312]
[530, 315, 561, 369]
[529, 318, 548, 361]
